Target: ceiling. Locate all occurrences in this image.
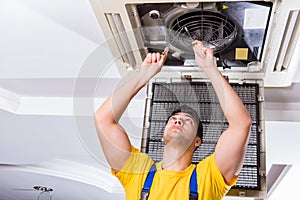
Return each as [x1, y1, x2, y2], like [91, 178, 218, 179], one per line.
[1, 0, 300, 199]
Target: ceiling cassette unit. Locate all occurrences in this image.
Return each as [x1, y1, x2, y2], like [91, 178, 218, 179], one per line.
[89, 0, 300, 198]
[128, 2, 270, 68]
[90, 0, 300, 87]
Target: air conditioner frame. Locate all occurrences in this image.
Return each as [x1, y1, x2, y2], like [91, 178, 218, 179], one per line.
[90, 0, 300, 87]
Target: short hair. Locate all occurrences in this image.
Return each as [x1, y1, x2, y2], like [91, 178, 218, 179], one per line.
[166, 105, 203, 139]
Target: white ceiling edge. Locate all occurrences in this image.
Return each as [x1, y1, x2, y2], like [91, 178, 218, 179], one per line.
[0, 154, 124, 193]
[265, 102, 300, 122]
[265, 109, 300, 122]
[0, 93, 145, 117]
[14, 159, 124, 193]
[2, 89, 300, 122]
[266, 164, 292, 198]
[0, 162, 125, 196]
[0, 88, 21, 113]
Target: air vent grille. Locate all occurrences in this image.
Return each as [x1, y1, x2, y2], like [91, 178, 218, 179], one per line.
[145, 82, 260, 189]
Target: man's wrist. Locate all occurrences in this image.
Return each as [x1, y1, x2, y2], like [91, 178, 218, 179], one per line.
[134, 71, 150, 88]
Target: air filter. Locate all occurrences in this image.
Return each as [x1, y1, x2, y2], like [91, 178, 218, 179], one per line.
[145, 82, 260, 189]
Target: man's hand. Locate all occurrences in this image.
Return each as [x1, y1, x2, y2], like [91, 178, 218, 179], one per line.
[192, 40, 215, 70]
[138, 47, 169, 81]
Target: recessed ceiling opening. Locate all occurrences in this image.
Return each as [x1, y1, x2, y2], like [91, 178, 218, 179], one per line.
[167, 10, 237, 56]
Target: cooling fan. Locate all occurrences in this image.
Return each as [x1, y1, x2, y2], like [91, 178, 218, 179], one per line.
[165, 10, 237, 58]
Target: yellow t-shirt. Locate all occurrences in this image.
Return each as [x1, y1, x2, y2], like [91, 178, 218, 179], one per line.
[112, 146, 237, 200]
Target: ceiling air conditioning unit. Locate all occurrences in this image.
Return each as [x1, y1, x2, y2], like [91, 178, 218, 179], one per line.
[90, 0, 300, 87]
[89, 0, 300, 198]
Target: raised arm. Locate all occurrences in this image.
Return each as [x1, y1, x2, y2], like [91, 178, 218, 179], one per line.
[94, 49, 168, 172]
[193, 41, 252, 184]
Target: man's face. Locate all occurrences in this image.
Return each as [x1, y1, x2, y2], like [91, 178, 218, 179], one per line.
[163, 112, 198, 145]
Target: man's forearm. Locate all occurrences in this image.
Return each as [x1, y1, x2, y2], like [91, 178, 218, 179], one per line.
[95, 71, 147, 124]
[192, 40, 251, 127]
[93, 71, 147, 170]
[203, 67, 251, 128]
[96, 51, 168, 123]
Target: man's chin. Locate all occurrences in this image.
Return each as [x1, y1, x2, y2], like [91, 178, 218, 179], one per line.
[164, 135, 191, 146]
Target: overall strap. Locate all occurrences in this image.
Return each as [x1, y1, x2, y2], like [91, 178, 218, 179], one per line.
[189, 165, 198, 200]
[140, 163, 157, 200]
[140, 163, 198, 200]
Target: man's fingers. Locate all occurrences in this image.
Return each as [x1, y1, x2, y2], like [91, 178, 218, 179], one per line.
[144, 47, 169, 65]
[193, 40, 213, 58]
[194, 44, 206, 57]
[156, 52, 161, 62]
[192, 40, 204, 48]
[145, 53, 152, 63]
[145, 53, 158, 63]
[151, 53, 156, 63]
[206, 48, 214, 57]
[159, 47, 169, 64]
[161, 47, 169, 57]
[159, 47, 169, 61]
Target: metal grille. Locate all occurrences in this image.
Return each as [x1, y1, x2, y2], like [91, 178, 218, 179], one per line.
[145, 82, 260, 189]
[167, 10, 237, 54]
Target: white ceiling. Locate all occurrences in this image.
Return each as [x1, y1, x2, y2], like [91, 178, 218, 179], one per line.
[1, 0, 300, 199]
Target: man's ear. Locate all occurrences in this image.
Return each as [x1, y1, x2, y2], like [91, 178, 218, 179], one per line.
[194, 137, 201, 147]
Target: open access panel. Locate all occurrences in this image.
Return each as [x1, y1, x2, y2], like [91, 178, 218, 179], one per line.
[141, 78, 265, 198]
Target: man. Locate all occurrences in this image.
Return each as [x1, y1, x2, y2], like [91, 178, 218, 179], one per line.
[94, 40, 252, 199]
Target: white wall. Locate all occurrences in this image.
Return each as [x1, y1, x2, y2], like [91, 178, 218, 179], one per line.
[265, 121, 300, 199]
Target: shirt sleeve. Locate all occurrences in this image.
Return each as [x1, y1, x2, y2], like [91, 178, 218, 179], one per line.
[111, 146, 154, 188]
[197, 153, 238, 198]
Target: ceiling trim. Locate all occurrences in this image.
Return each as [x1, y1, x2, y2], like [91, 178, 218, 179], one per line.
[265, 102, 300, 121]
[0, 92, 146, 117]
[0, 159, 124, 194]
[267, 164, 292, 198]
[0, 88, 21, 113]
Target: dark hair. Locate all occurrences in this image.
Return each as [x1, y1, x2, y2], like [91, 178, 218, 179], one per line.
[166, 105, 203, 139]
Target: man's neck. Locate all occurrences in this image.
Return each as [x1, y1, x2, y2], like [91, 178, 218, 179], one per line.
[161, 145, 194, 171]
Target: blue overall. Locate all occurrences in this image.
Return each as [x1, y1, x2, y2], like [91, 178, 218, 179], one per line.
[140, 163, 198, 200]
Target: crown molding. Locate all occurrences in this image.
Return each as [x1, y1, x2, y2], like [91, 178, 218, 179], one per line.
[0, 88, 21, 113]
